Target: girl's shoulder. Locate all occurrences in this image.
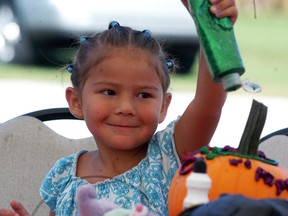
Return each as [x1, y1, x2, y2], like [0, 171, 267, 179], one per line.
[41, 150, 87, 185]
[153, 118, 179, 144]
[40, 150, 88, 211]
[53, 150, 87, 176]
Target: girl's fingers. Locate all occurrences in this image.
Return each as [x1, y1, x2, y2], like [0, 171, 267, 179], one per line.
[9, 201, 29, 216]
[181, 0, 238, 24]
[209, 0, 238, 24]
[210, 0, 235, 11]
[0, 208, 18, 216]
[210, 6, 238, 24]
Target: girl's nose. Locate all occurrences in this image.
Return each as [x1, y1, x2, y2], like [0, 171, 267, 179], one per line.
[115, 96, 136, 116]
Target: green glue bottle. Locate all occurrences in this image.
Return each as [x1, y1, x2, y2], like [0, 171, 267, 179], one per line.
[188, 0, 245, 91]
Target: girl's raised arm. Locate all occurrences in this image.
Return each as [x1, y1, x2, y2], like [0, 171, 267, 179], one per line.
[174, 50, 226, 159]
[174, 0, 238, 159]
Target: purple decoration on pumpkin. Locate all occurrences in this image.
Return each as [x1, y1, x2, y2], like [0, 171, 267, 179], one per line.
[285, 179, 288, 189]
[179, 156, 198, 175]
[255, 167, 274, 186]
[258, 151, 268, 160]
[256, 167, 264, 181]
[264, 172, 274, 186]
[229, 158, 242, 166]
[275, 179, 286, 196]
[244, 159, 252, 169]
[222, 145, 239, 153]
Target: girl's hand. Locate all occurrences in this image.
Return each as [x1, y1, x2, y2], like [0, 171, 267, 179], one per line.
[0, 209, 18, 216]
[0, 200, 30, 216]
[181, 0, 238, 24]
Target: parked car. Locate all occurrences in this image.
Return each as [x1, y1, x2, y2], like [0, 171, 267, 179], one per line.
[0, 0, 199, 73]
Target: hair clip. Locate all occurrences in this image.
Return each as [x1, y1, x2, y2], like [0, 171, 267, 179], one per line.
[79, 36, 89, 43]
[66, 65, 73, 73]
[142, 30, 152, 37]
[108, 21, 120, 29]
[166, 60, 174, 70]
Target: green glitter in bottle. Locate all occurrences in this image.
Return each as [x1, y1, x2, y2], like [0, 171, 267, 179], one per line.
[188, 0, 245, 91]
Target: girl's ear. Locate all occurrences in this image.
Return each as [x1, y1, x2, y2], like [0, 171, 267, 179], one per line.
[65, 87, 84, 119]
[159, 92, 172, 123]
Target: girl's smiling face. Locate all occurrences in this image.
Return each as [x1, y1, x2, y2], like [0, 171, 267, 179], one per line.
[73, 47, 171, 151]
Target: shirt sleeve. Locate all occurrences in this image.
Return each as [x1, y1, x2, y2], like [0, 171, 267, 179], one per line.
[152, 119, 182, 183]
[39, 153, 77, 211]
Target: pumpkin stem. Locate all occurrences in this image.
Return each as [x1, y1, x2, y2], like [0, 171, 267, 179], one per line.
[238, 99, 267, 156]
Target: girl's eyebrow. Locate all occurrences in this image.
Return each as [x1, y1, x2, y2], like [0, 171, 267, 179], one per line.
[141, 85, 161, 92]
[93, 81, 161, 91]
[91, 81, 118, 88]
[92, 81, 115, 86]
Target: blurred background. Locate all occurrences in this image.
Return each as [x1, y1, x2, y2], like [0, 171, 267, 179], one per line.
[0, 0, 288, 148]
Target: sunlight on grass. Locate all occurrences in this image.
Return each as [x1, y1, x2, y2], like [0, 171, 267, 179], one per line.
[0, 64, 70, 83]
[234, 10, 288, 96]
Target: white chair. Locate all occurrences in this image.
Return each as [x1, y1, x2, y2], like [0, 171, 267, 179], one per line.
[259, 128, 288, 168]
[0, 108, 95, 215]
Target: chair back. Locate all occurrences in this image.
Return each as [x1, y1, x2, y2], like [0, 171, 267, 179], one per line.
[259, 128, 288, 168]
[0, 115, 95, 215]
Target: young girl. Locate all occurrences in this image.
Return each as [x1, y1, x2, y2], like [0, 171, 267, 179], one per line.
[0, 0, 238, 215]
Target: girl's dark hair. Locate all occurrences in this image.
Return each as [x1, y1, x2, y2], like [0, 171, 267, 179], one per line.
[68, 21, 175, 93]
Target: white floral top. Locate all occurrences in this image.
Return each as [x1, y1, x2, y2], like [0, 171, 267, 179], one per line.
[40, 120, 181, 215]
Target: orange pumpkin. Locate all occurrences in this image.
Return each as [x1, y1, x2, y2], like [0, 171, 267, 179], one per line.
[168, 146, 288, 216]
[168, 100, 288, 215]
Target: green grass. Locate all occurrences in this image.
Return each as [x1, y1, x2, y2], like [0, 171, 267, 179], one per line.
[1, 10, 287, 97]
[235, 10, 288, 96]
[0, 64, 71, 82]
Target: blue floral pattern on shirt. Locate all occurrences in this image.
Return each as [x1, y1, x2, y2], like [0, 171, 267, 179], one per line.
[40, 120, 181, 215]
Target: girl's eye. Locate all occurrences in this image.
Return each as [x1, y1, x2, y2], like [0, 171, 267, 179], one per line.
[102, 90, 116, 96]
[138, 93, 151, 99]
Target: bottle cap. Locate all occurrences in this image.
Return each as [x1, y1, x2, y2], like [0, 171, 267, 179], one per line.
[221, 73, 242, 92]
[193, 159, 207, 173]
[186, 160, 211, 188]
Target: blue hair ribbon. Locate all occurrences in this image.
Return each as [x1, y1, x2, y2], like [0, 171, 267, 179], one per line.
[166, 60, 174, 70]
[66, 65, 73, 73]
[108, 21, 120, 29]
[142, 30, 152, 37]
[79, 36, 89, 43]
